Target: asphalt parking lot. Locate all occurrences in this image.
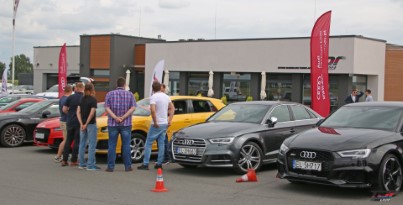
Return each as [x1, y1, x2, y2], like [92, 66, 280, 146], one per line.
[0, 145, 401, 205]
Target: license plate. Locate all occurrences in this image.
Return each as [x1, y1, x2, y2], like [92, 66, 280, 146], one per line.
[176, 147, 197, 155]
[35, 133, 45, 139]
[292, 160, 322, 171]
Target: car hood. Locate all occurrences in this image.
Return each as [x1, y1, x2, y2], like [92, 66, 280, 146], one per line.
[178, 122, 263, 139]
[36, 117, 60, 128]
[288, 127, 396, 151]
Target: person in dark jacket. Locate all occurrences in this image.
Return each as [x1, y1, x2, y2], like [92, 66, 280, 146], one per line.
[344, 88, 364, 104]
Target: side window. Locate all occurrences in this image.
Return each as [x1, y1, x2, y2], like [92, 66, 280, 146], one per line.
[43, 104, 60, 118]
[269, 105, 291, 123]
[192, 100, 212, 113]
[291, 105, 312, 120]
[172, 100, 188, 115]
[15, 102, 36, 110]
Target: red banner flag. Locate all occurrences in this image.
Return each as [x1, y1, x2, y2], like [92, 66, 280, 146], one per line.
[58, 43, 67, 98]
[310, 11, 331, 117]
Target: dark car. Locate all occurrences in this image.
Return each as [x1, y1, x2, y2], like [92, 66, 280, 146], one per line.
[0, 99, 60, 147]
[171, 101, 322, 173]
[277, 102, 403, 192]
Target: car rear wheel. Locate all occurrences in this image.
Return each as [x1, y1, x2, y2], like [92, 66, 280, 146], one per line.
[378, 154, 402, 192]
[234, 142, 263, 174]
[0, 124, 26, 147]
[130, 133, 146, 163]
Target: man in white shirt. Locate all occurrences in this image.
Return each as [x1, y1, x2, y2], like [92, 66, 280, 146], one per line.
[138, 81, 174, 170]
[365, 89, 374, 102]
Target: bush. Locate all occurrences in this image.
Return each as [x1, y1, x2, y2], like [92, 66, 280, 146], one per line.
[246, 96, 253, 101]
[221, 95, 227, 105]
[133, 92, 140, 102]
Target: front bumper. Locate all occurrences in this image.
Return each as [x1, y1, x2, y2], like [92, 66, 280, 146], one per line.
[171, 138, 238, 167]
[277, 149, 377, 188]
[34, 128, 62, 149]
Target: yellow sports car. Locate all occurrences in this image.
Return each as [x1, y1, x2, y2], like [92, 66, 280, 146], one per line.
[95, 96, 225, 162]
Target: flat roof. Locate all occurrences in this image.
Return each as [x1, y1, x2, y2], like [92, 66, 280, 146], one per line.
[34, 45, 80, 48]
[79, 33, 165, 42]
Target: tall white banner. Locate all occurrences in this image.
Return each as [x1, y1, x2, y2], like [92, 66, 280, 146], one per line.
[149, 60, 165, 96]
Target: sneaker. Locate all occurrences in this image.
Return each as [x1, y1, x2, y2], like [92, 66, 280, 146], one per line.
[162, 160, 170, 165]
[105, 168, 114, 172]
[137, 164, 149, 170]
[78, 166, 87, 170]
[54, 156, 62, 163]
[154, 164, 162, 169]
[86, 166, 101, 171]
[61, 161, 68, 166]
[125, 167, 133, 172]
[70, 162, 79, 167]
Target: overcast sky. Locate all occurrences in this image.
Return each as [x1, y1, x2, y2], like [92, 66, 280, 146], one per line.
[0, 0, 402, 67]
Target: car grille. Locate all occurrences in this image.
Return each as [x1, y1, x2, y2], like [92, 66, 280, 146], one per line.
[286, 149, 334, 178]
[172, 138, 206, 162]
[35, 128, 50, 143]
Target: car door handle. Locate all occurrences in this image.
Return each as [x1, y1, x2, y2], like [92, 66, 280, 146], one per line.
[290, 129, 295, 133]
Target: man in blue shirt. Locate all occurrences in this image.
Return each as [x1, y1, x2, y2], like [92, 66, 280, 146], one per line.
[54, 85, 72, 162]
[61, 82, 84, 166]
[105, 77, 136, 172]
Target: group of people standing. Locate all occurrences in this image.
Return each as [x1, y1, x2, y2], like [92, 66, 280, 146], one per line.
[344, 88, 374, 104]
[54, 77, 174, 172]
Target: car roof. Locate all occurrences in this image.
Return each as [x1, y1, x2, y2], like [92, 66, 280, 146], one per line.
[230, 101, 301, 106]
[345, 101, 403, 108]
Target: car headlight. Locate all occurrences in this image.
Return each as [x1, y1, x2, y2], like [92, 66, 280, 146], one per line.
[337, 149, 371, 159]
[101, 126, 108, 133]
[209, 137, 235, 144]
[279, 143, 289, 155]
[53, 127, 62, 132]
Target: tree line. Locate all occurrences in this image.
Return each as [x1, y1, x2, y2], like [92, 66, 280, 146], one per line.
[0, 54, 33, 81]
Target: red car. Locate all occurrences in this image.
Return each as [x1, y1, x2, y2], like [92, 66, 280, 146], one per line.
[0, 98, 45, 113]
[34, 102, 106, 149]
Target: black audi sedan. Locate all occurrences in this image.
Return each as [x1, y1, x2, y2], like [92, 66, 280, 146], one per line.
[277, 102, 403, 192]
[0, 99, 60, 147]
[171, 101, 322, 173]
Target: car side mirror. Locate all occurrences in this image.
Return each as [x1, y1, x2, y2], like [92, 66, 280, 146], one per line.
[266, 117, 278, 128]
[42, 110, 51, 118]
[15, 106, 23, 112]
[316, 119, 324, 127]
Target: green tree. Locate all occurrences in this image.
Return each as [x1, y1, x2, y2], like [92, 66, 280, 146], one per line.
[8, 54, 33, 80]
[0, 61, 5, 78]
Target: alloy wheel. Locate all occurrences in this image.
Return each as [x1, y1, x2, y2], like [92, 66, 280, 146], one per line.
[238, 144, 262, 172]
[2, 124, 25, 147]
[382, 157, 402, 191]
[130, 137, 145, 162]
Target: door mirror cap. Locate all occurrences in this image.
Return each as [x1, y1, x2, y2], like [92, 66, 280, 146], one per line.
[266, 117, 278, 128]
[42, 110, 51, 118]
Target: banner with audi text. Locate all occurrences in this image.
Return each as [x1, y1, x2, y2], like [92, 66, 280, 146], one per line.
[310, 11, 331, 117]
[58, 43, 67, 98]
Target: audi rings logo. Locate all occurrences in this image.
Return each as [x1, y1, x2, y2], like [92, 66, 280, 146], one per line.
[183, 139, 194, 145]
[300, 151, 317, 159]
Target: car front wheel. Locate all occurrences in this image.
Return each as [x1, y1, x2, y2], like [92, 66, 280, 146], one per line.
[130, 133, 146, 163]
[377, 154, 402, 192]
[0, 124, 26, 147]
[234, 141, 263, 174]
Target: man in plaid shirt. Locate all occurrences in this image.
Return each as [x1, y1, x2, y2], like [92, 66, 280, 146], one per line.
[105, 77, 136, 172]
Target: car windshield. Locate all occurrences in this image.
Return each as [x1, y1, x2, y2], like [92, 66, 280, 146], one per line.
[46, 85, 58, 92]
[19, 101, 52, 114]
[321, 106, 403, 131]
[0, 100, 23, 110]
[133, 98, 151, 116]
[209, 104, 271, 123]
[96, 103, 105, 117]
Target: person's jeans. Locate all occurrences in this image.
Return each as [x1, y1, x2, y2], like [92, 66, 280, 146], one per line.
[79, 124, 97, 168]
[63, 124, 80, 162]
[107, 126, 132, 170]
[143, 124, 168, 165]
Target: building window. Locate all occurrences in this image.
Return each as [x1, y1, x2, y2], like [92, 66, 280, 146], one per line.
[168, 71, 180, 96]
[188, 72, 209, 96]
[93, 82, 109, 91]
[91, 69, 110, 76]
[222, 73, 250, 102]
[265, 74, 293, 101]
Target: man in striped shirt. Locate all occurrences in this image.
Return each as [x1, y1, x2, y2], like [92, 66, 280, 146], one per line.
[105, 77, 136, 172]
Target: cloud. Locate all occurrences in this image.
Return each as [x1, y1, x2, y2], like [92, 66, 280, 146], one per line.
[159, 0, 190, 9]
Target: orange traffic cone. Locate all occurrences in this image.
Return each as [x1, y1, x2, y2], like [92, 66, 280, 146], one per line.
[236, 169, 257, 183]
[152, 168, 168, 192]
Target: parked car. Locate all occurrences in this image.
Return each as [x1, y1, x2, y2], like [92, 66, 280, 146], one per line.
[0, 98, 45, 113]
[0, 95, 51, 107]
[0, 99, 60, 147]
[35, 77, 94, 98]
[277, 102, 403, 192]
[95, 96, 226, 163]
[12, 85, 34, 95]
[170, 101, 322, 173]
[34, 102, 106, 149]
